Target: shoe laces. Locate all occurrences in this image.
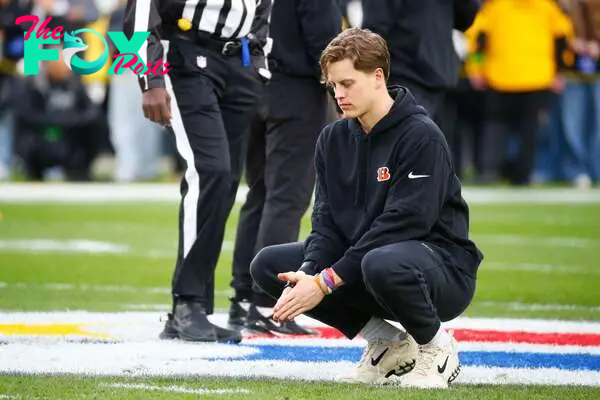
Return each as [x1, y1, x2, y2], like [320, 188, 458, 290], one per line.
[412, 344, 440, 377]
[413, 346, 440, 376]
[159, 313, 173, 323]
[411, 331, 456, 378]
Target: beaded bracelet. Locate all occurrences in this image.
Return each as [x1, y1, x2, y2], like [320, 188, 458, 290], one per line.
[312, 268, 337, 296]
[313, 274, 331, 295]
[320, 268, 337, 293]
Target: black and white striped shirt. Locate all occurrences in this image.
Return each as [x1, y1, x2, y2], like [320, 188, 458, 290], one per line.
[181, 0, 258, 38]
[123, 0, 272, 91]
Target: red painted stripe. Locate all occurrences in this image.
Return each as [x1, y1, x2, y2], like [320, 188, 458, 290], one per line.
[455, 329, 600, 346]
[245, 327, 600, 346]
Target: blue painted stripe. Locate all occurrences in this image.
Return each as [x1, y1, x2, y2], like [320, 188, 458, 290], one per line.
[210, 345, 600, 372]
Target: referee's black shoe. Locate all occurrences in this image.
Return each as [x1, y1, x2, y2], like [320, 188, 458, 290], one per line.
[158, 313, 178, 340]
[161, 299, 242, 343]
[227, 297, 250, 327]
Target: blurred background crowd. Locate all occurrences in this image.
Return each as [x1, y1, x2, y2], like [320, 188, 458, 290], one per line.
[0, 0, 598, 188]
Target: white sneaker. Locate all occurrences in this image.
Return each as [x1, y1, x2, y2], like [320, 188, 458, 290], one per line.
[336, 336, 418, 384]
[399, 334, 461, 389]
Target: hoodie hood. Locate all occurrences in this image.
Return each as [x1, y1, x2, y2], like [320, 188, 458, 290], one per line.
[372, 85, 428, 135]
[349, 85, 428, 137]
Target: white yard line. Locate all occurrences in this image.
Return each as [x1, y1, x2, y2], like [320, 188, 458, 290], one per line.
[0, 183, 182, 203]
[483, 262, 598, 274]
[1, 183, 600, 204]
[239, 338, 600, 354]
[0, 239, 233, 258]
[1, 311, 600, 333]
[0, 239, 130, 254]
[476, 213, 591, 224]
[121, 304, 173, 311]
[476, 301, 600, 313]
[477, 234, 600, 248]
[101, 383, 250, 395]
[0, 235, 594, 261]
[119, 300, 600, 314]
[0, 282, 232, 298]
[0, 281, 169, 294]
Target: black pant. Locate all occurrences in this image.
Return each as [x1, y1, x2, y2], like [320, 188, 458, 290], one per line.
[480, 90, 550, 185]
[16, 121, 103, 181]
[231, 75, 329, 305]
[250, 241, 476, 344]
[454, 80, 486, 178]
[390, 78, 445, 123]
[165, 36, 263, 314]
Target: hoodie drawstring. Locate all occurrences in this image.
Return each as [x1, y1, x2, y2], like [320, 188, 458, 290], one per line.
[353, 137, 362, 207]
[363, 138, 371, 210]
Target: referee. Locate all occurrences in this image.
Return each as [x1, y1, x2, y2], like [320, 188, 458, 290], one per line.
[124, 0, 272, 343]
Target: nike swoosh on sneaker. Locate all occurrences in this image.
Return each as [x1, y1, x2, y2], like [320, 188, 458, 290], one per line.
[371, 348, 389, 366]
[437, 355, 449, 374]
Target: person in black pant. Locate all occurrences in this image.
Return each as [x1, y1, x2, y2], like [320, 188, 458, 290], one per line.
[124, 0, 271, 343]
[227, 0, 342, 335]
[250, 29, 483, 388]
[481, 91, 552, 185]
[15, 44, 102, 181]
[361, 0, 481, 177]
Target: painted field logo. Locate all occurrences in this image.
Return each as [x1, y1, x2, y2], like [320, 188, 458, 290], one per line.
[15, 15, 171, 76]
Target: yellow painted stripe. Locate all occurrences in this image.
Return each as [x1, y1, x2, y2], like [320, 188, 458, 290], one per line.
[0, 323, 111, 339]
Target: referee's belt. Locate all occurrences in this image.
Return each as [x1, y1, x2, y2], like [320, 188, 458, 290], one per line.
[173, 31, 261, 57]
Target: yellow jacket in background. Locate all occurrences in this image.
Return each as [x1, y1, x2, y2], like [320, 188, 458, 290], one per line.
[467, 0, 574, 92]
[81, 17, 111, 85]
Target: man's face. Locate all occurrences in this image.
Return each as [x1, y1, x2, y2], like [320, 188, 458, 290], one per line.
[326, 58, 383, 119]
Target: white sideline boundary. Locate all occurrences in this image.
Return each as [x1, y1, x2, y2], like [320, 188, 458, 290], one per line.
[1, 183, 600, 204]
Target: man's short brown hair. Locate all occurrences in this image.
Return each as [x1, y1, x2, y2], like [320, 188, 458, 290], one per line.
[319, 28, 391, 83]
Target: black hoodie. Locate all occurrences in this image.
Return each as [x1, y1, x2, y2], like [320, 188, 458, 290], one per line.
[302, 87, 483, 286]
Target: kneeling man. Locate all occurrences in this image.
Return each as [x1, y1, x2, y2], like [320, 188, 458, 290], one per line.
[250, 28, 484, 389]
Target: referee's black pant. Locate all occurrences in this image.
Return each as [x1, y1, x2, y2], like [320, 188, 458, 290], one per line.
[165, 34, 264, 314]
[229, 75, 329, 305]
[250, 241, 477, 344]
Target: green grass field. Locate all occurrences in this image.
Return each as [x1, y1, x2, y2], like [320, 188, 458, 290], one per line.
[2, 375, 600, 400]
[1, 186, 600, 398]
[1, 199, 599, 319]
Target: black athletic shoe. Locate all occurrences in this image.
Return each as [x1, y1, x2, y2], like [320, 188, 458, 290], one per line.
[227, 298, 250, 327]
[279, 319, 315, 335]
[244, 304, 314, 335]
[158, 313, 178, 340]
[173, 300, 242, 344]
